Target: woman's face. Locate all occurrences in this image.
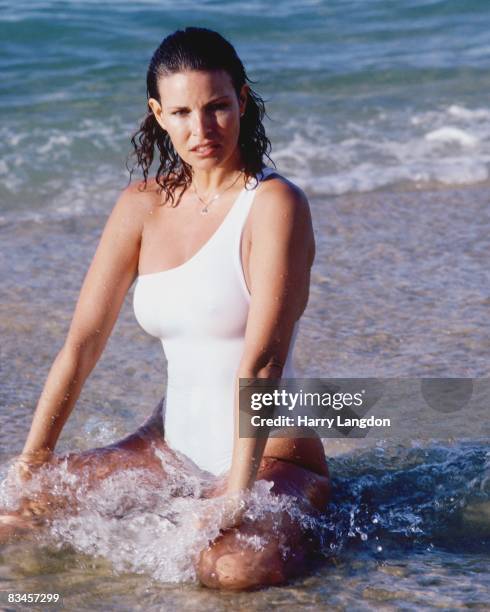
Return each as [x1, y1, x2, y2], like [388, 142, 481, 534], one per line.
[149, 69, 248, 171]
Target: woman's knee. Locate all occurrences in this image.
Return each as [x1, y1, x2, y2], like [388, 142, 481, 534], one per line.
[197, 531, 305, 590]
[197, 537, 294, 590]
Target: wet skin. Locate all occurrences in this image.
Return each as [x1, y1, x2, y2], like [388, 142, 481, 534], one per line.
[1, 400, 330, 590]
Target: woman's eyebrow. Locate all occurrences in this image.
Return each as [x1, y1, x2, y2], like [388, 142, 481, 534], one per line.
[168, 95, 232, 111]
[205, 95, 231, 104]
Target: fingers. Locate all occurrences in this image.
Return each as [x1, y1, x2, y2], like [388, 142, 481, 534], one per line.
[193, 492, 249, 539]
[15, 449, 54, 482]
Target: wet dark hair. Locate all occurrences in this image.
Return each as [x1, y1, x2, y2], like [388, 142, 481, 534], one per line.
[128, 27, 273, 204]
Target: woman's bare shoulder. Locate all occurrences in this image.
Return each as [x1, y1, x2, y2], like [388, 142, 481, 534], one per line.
[250, 172, 311, 227]
[111, 177, 166, 229]
[249, 172, 314, 265]
[121, 176, 165, 206]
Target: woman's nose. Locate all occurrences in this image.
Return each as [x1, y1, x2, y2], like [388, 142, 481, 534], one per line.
[191, 110, 211, 137]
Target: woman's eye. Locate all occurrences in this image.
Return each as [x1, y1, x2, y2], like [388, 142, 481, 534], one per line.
[171, 104, 227, 116]
[210, 103, 228, 111]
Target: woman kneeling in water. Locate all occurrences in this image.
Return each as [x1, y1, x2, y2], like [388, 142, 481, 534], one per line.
[2, 27, 330, 590]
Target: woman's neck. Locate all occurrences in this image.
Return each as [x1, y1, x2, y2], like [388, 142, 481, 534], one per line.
[191, 152, 245, 195]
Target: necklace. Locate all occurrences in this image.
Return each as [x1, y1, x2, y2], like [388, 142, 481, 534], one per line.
[192, 170, 244, 215]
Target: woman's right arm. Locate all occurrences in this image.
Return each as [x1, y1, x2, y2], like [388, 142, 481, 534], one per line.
[20, 183, 151, 465]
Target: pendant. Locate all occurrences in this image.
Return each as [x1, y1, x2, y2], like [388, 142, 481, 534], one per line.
[200, 205, 209, 215]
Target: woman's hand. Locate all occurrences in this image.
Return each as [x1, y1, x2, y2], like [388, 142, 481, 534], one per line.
[196, 492, 247, 533]
[218, 493, 247, 531]
[0, 450, 56, 529]
[12, 449, 53, 483]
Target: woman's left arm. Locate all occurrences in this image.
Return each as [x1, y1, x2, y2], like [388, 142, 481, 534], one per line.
[226, 178, 315, 496]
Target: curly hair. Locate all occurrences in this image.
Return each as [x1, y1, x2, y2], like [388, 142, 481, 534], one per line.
[127, 27, 273, 205]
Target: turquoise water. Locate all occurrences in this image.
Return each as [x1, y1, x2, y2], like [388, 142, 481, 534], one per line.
[1, 0, 490, 219]
[1, 1, 490, 608]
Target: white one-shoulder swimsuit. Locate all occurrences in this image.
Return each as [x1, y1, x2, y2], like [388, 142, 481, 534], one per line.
[133, 168, 298, 476]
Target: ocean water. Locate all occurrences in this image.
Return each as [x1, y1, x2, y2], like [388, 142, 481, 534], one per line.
[1, 0, 490, 221]
[1, 0, 489, 609]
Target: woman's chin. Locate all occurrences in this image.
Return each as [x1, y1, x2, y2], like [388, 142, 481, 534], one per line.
[187, 155, 222, 170]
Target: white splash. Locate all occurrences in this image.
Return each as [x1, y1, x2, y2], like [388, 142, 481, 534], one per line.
[425, 127, 479, 147]
[0, 454, 320, 583]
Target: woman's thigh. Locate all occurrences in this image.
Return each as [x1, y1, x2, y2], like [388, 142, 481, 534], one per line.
[197, 456, 331, 590]
[61, 398, 167, 481]
[1, 399, 169, 526]
[263, 433, 330, 510]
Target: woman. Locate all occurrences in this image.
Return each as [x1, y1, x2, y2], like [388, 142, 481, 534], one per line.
[1, 27, 330, 590]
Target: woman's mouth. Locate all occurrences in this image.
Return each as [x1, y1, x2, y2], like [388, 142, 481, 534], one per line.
[191, 143, 220, 157]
